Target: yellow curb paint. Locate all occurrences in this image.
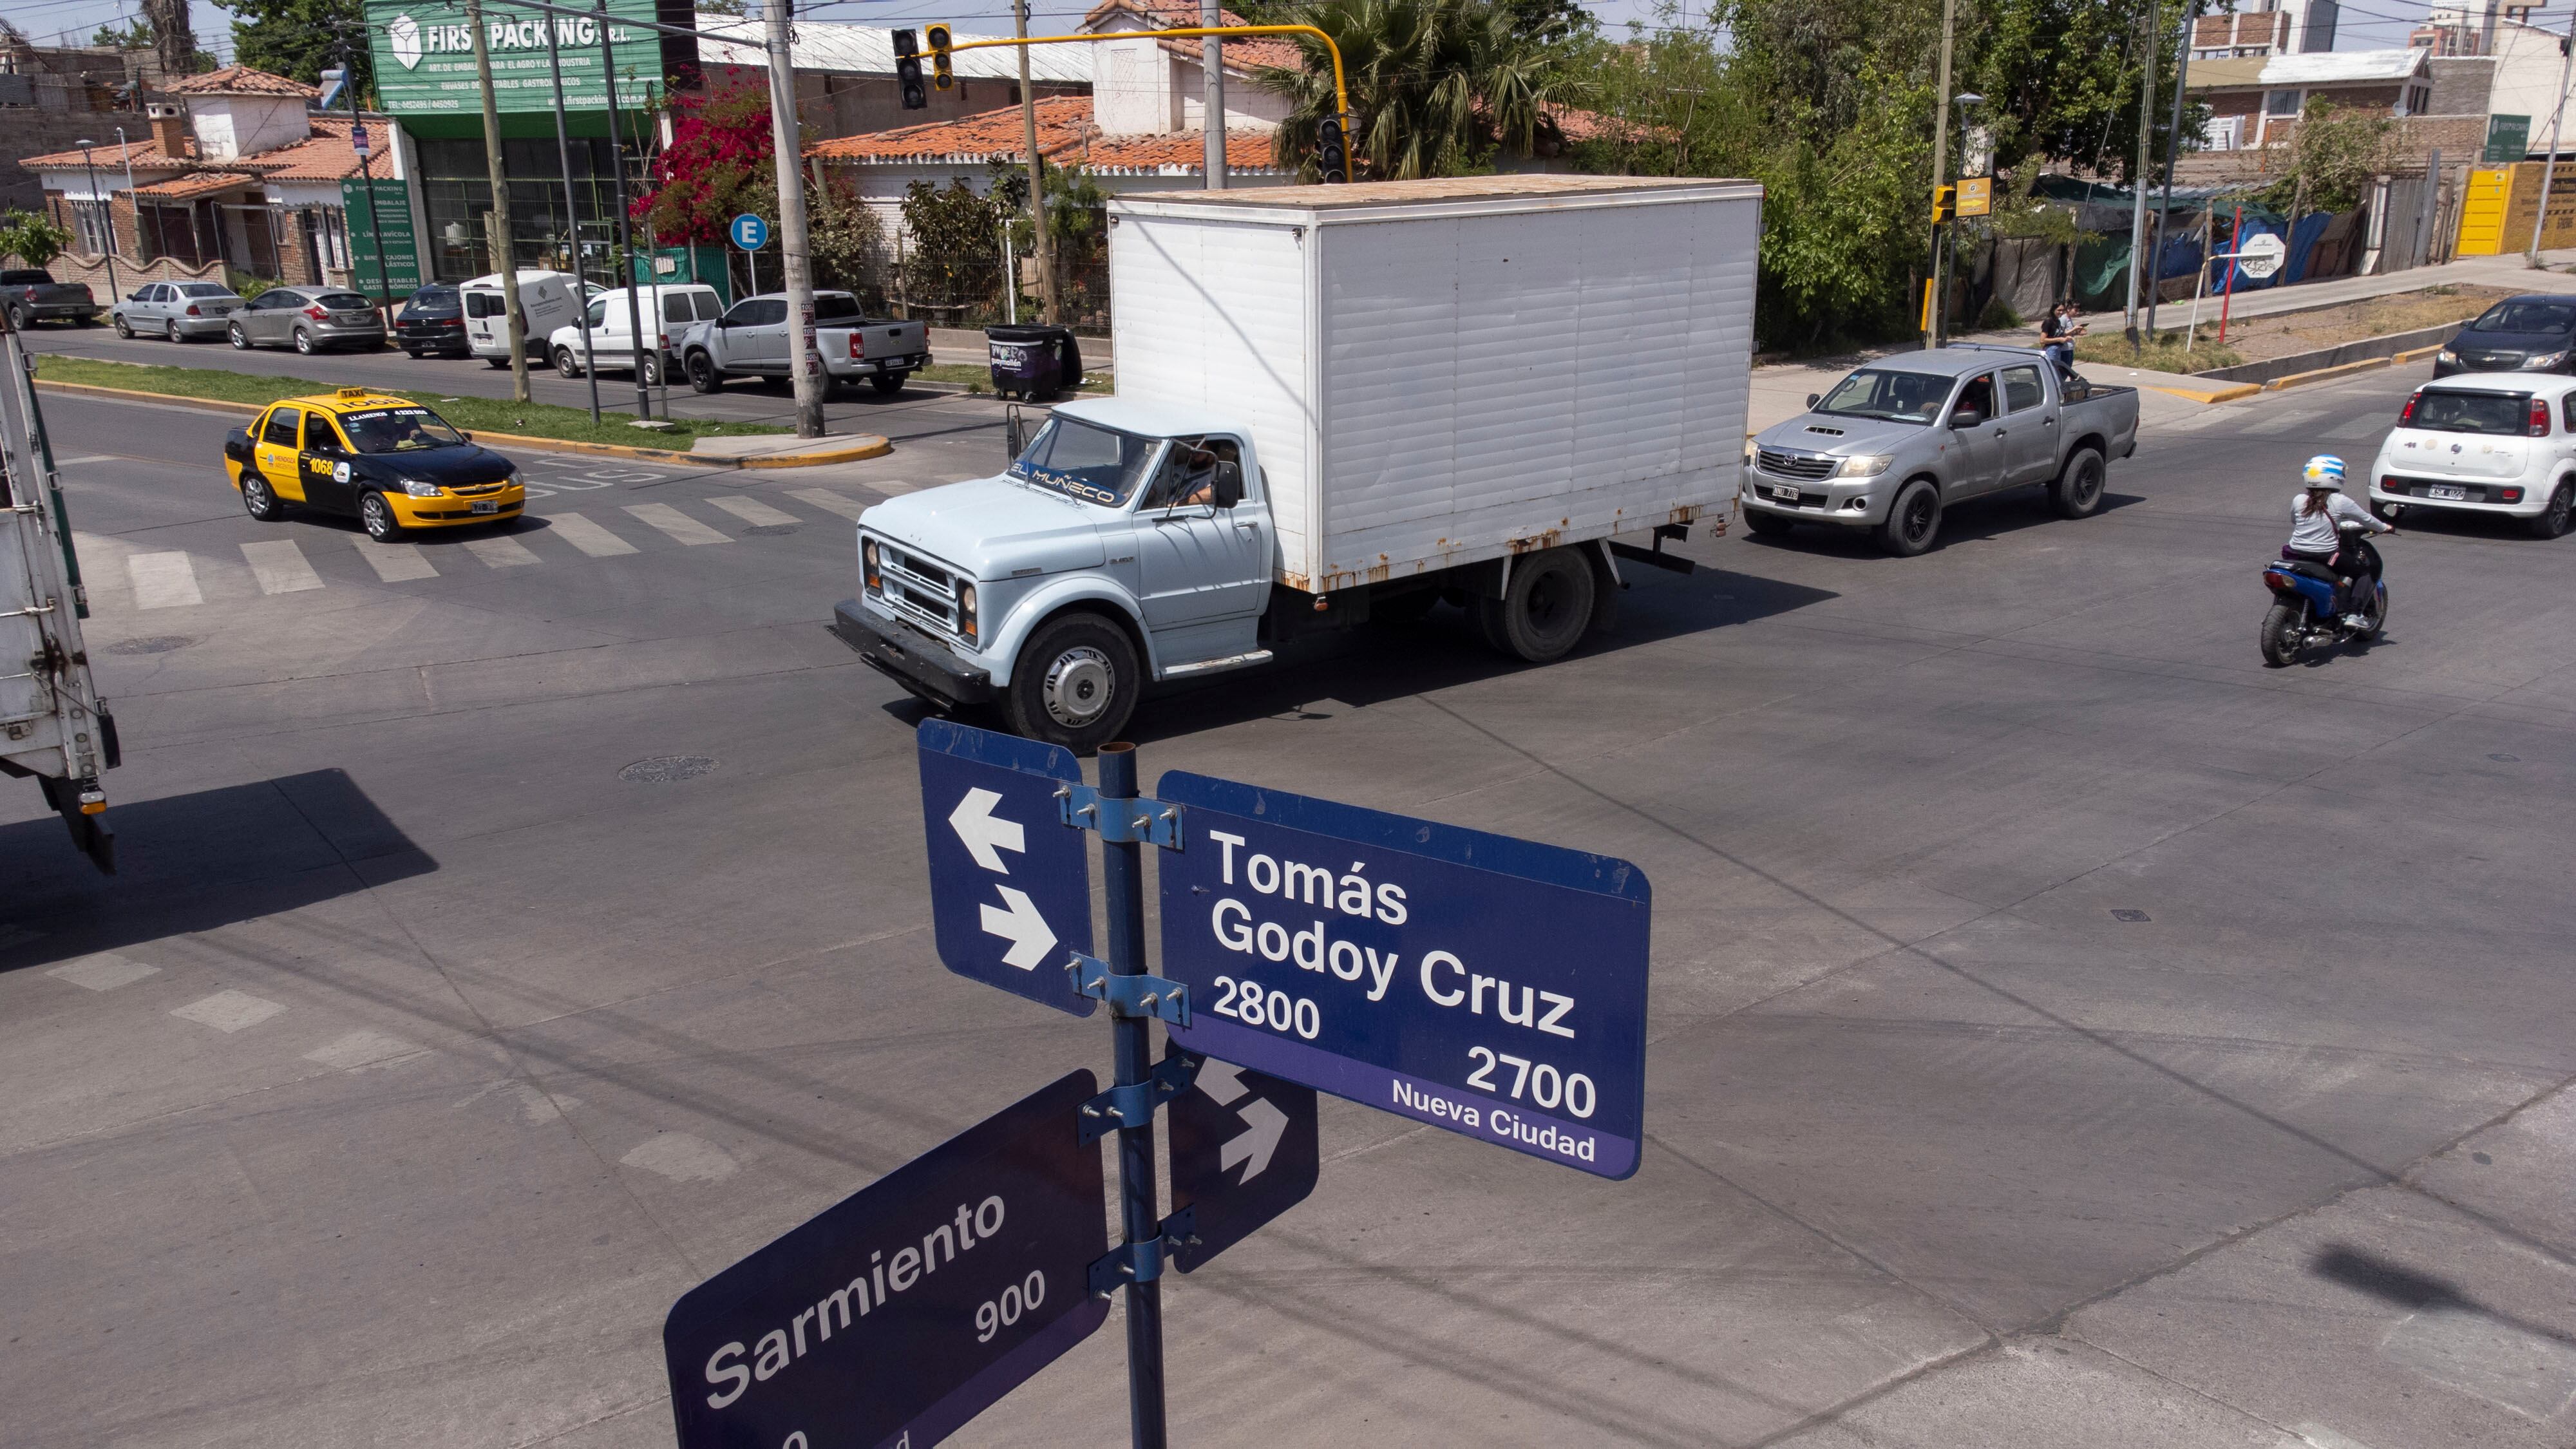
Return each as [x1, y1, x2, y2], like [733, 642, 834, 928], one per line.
[737, 436, 894, 468]
[2142, 382, 2264, 404]
[2260, 355, 2391, 392]
[2391, 343, 2447, 363]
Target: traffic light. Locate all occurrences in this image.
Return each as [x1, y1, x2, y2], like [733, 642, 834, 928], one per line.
[927, 24, 954, 91]
[1315, 114, 1349, 184]
[1931, 183, 1956, 225]
[894, 30, 927, 110]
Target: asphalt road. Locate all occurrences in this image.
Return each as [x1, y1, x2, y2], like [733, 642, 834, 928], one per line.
[6, 368, 2576, 1448]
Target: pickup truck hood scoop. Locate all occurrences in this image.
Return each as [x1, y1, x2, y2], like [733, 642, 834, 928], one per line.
[1803, 424, 1845, 436]
[1757, 416, 1923, 456]
[860, 475, 1106, 575]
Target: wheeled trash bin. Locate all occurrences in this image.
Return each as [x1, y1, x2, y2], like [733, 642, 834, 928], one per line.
[985, 323, 1082, 401]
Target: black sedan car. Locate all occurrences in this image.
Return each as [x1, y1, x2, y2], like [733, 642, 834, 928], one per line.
[2434, 294, 2576, 378]
[393, 283, 469, 358]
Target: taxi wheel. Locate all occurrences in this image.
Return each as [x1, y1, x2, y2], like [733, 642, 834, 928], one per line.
[361, 491, 402, 542]
[241, 476, 284, 522]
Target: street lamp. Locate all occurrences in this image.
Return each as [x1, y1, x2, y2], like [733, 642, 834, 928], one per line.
[75, 140, 120, 305]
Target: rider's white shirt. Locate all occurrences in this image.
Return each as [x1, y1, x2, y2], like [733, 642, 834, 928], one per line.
[2288, 491, 2382, 554]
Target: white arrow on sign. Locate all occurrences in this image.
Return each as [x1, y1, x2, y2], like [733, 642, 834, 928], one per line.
[1198, 1059, 1288, 1183]
[980, 886, 1057, 970]
[949, 788, 1026, 873]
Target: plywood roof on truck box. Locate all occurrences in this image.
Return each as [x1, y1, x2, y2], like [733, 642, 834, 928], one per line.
[1112, 174, 1762, 216]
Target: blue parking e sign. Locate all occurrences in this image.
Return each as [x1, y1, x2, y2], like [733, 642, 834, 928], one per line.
[917, 719, 1095, 1017]
[1155, 772, 1651, 1179]
[730, 213, 771, 251]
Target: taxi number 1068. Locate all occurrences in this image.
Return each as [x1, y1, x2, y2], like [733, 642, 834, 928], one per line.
[1208, 976, 1321, 1040]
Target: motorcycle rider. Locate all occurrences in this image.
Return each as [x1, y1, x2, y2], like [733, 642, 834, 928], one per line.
[2286, 455, 2394, 628]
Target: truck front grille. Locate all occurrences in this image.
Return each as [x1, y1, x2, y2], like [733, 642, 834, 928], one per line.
[877, 542, 966, 640]
[1756, 448, 1837, 482]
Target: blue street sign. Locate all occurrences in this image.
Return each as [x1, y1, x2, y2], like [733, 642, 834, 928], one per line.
[918, 719, 1095, 1017]
[730, 213, 771, 251]
[1166, 1052, 1318, 1273]
[1155, 772, 1651, 1179]
[663, 1070, 1111, 1449]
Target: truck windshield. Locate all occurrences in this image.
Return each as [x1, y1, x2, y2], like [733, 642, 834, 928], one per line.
[1815, 369, 1952, 424]
[1010, 417, 1162, 507]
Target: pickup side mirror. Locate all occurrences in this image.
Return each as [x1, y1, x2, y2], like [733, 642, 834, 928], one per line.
[1806, 393, 1821, 408]
[1210, 460, 1245, 509]
[1950, 409, 1983, 430]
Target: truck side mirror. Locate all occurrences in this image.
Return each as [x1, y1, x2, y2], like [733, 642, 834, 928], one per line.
[1211, 460, 1244, 509]
[1004, 405, 1028, 462]
[1949, 409, 1982, 430]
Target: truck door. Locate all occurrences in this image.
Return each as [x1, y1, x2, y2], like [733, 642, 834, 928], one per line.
[719, 297, 788, 370]
[1997, 364, 2059, 485]
[1126, 440, 1270, 637]
[1944, 373, 2007, 497]
[463, 287, 505, 352]
[254, 406, 310, 501]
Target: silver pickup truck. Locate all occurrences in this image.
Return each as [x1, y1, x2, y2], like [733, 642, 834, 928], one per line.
[675, 290, 930, 397]
[1745, 345, 2139, 556]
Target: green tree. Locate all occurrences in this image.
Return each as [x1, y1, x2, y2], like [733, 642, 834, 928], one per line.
[1255, 0, 1581, 181]
[230, 0, 369, 93]
[92, 17, 155, 49]
[0, 210, 74, 269]
[898, 180, 1003, 316]
[2269, 99, 2392, 215]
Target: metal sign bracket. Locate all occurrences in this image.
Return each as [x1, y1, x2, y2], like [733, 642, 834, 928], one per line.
[1087, 1235, 1170, 1297]
[1069, 954, 1191, 1026]
[1077, 1052, 1200, 1144]
[1057, 783, 1184, 849]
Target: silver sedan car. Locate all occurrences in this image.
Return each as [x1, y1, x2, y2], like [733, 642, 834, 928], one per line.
[111, 280, 245, 342]
[226, 285, 386, 354]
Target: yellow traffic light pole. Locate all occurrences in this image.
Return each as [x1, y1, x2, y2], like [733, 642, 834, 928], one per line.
[940, 25, 1356, 179]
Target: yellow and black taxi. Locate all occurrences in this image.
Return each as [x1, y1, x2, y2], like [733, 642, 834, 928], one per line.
[223, 388, 524, 541]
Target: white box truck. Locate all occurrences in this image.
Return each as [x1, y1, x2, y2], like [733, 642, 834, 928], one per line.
[459, 270, 583, 366]
[0, 311, 118, 870]
[832, 175, 1759, 749]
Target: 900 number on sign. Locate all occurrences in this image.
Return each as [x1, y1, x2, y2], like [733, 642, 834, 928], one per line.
[1209, 976, 1320, 1040]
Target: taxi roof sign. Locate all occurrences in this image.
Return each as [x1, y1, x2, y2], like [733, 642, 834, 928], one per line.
[337, 386, 370, 400]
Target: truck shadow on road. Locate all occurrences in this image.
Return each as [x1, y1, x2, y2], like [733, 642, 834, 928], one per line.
[0, 768, 434, 974]
[1740, 489, 2149, 555]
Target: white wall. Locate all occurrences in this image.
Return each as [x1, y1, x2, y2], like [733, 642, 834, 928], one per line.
[2486, 21, 2571, 140]
[190, 95, 310, 162]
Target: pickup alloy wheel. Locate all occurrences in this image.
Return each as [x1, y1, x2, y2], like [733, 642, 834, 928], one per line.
[686, 352, 723, 394]
[1004, 612, 1139, 753]
[2050, 447, 2107, 520]
[1879, 478, 1942, 556]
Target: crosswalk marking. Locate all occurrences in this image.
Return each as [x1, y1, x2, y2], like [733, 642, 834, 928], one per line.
[705, 495, 800, 527]
[128, 552, 202, 609]
[547, 511, 639, 557]
[2325, 413, 2392, 440]
[240, 539, 323, 594]
[787, 488, 870, 520]
[2242, 410, 2325, 436]
[625, 502, 731, 545]
[464, 534, 542, 569]
[354, 536, 438, 581]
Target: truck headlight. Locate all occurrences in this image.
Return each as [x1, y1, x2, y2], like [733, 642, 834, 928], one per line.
[401, 478, 444, 498]
[862, 537, 881, 594]
[1835, 454, 1895, 477]
[956, 582, 978, 641]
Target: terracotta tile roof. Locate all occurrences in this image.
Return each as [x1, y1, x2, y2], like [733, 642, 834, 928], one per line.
[162, 65, 319, 99]
[19, 135, 194, 171]
[810, 99, 1285, 174]
[133, 171, 260, 200]
[1081, 0, 1306, 73]
[252, 116, 370, 181]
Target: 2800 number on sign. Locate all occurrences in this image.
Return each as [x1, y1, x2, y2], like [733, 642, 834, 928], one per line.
[1209, 976, 1321, 1040]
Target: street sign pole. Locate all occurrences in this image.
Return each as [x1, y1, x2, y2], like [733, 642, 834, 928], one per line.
[1096, 743, 1168, 1449]
[538, 5, 603, 426]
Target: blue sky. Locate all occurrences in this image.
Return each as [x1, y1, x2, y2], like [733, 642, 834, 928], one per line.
[5, 0, 2448, 71]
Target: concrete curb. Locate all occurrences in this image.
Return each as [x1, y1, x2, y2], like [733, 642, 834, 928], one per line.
[32, 377, 891, 468]
[2260, 355, 2392, 391]
[2141, 381, 2266, 404]
[2192, 320, 2462, 386]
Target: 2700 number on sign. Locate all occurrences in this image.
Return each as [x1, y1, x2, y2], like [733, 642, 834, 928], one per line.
[1209, 976, 1321, 1040]
[1465, 1046, 1596, 1119]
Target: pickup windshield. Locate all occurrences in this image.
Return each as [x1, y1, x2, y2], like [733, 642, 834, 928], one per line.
[1010, 416, 1162, 507]
[1815, 368, 1954, 423]
[2407, 390, 2528, 434]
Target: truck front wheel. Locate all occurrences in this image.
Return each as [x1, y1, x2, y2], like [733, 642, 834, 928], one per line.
[1003, 612, 1140, 753]
[686, 352, 724, 393]
[1476, 546, 1596, 663]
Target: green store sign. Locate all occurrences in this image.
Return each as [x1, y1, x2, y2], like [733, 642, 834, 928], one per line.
[365, 0, 661, 116]
[342, 176, 422, 296]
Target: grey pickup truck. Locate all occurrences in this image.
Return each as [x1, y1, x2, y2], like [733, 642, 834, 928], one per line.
[675, 289, 930, 397]
[2, 269, 100, 329]
[1745, 345, 2139, 556]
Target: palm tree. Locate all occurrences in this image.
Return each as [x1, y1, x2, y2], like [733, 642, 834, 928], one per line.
[1253, 0, 1578, 182]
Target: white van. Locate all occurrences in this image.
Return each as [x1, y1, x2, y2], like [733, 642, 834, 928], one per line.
[459, 270, 583, 366]
[547, 283, 725, 387]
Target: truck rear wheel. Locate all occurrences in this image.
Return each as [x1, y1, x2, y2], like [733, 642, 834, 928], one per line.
[1003, 612, 1139, 753]
[2049, 447, 2107, 519]
[1477, 547, 1596, 663]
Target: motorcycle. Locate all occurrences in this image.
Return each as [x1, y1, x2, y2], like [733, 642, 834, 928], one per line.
[2259, 522, 2388, 667]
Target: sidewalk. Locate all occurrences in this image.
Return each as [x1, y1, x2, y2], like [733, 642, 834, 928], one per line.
[927, 326, 1113, 372]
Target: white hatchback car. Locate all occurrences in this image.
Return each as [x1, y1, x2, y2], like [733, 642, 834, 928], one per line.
[2370, 372, 2576, 539]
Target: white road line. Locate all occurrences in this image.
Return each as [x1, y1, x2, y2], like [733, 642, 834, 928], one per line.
[240, 539, 324, 594]
[171, 989, 285, 1033]
[705, 495, 800, 527]
[52, 454, 116, 465]
[464, 533, 543, 568]
[126, 552, 202, 609]
[787, 488, 871, 520]
[2242, 410, 2325, 436]
[546, 511, 640, 557]
[46, 953, 160, 991]
[624, 502, 732, 545]
[354, 536, 439, 581]
[2325, 413, 2392, 440]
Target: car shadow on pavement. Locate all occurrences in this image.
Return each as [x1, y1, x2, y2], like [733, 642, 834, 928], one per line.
[0, 768, 435, 974]
[1741, 489, 2148, 556]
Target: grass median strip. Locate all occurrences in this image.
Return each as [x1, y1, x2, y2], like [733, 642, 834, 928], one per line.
[33, 355, 791, 448]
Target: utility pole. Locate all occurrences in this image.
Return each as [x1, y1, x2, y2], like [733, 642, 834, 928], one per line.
[1925, 0, 1956, 346]
[2527, 12, 2576, 266]
[762, 0, 826, 437]
[468, 0, 533, 404]
[1015, 0, 1056, 323]
[2124, 0, 2159, 352]
[1202, 0, 1226, 189]
[2148, 1, 2195, 339]
[542, 6, 601, 425]
[596, 0, 651, 420]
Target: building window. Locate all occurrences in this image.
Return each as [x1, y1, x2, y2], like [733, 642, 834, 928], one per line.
[2264, 89, 2302, 117]
[69, 198, 115, 256]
